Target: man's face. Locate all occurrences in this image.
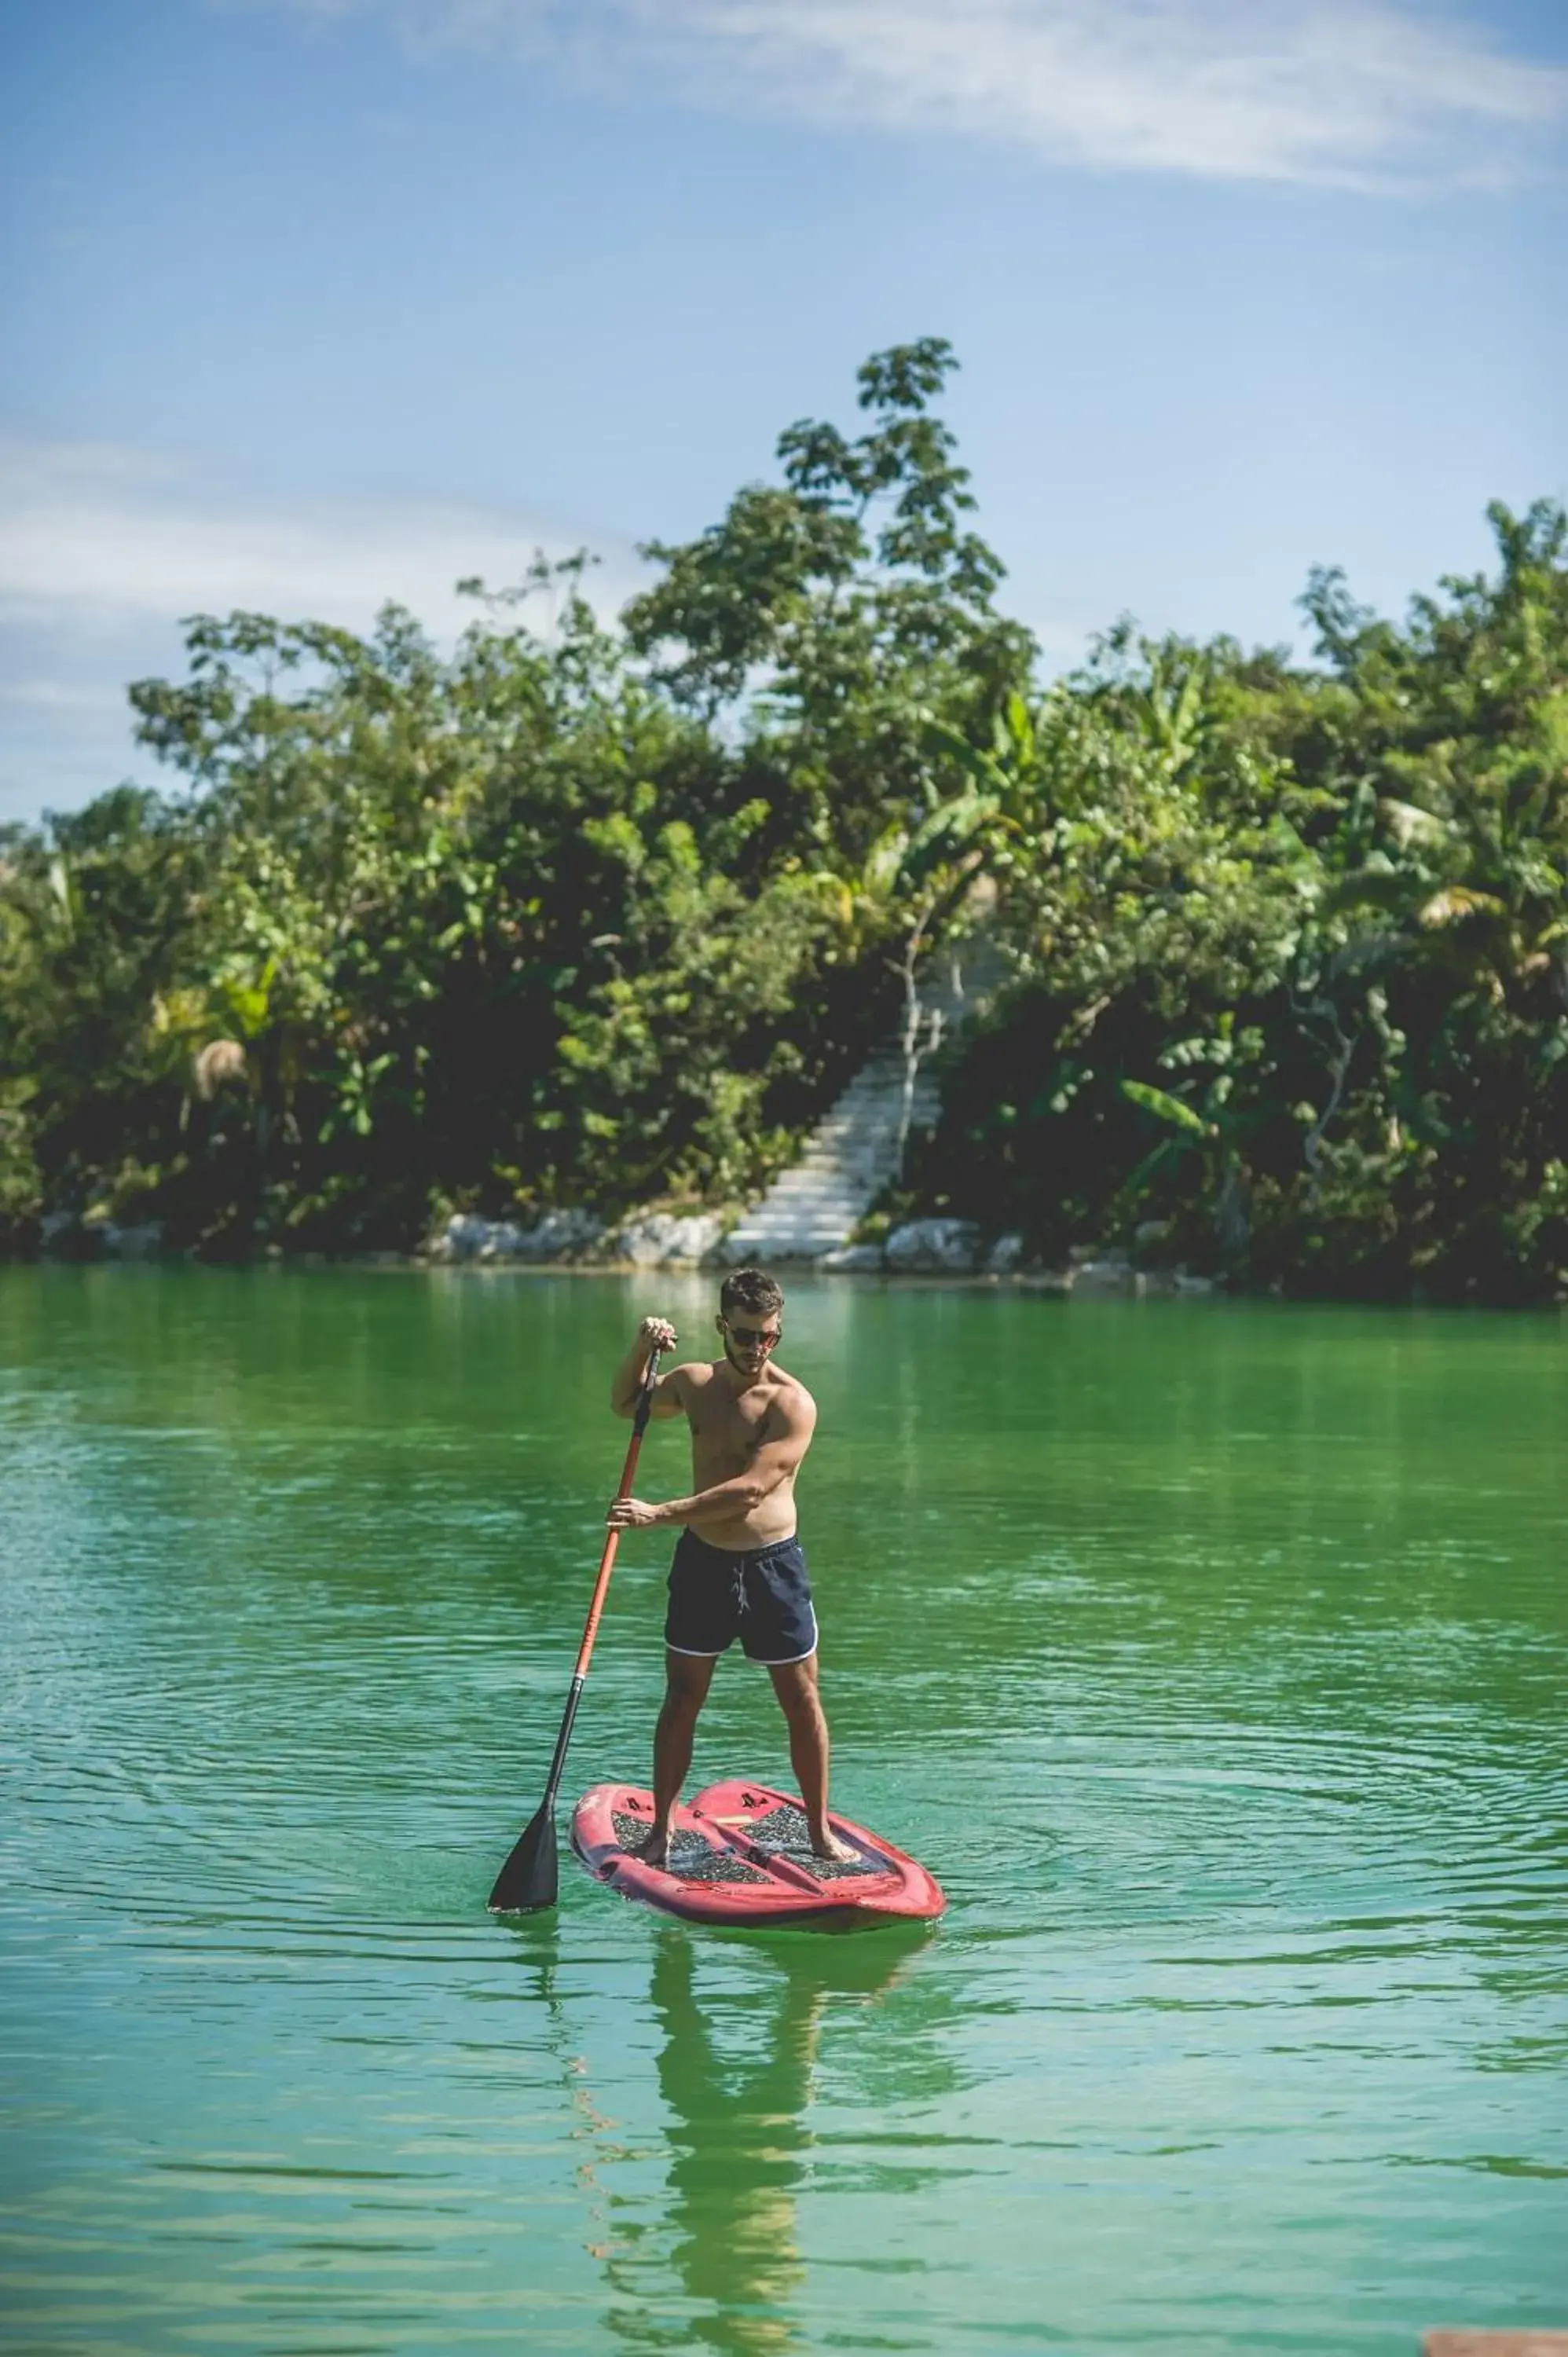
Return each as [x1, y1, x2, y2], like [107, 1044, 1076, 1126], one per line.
[717, 1310, 782, 1376]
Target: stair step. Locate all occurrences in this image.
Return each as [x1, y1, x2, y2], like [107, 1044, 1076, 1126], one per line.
[815, 1095, 937, 1122]
[760, 1192, 870, 1209]
[726, 932, 1002, 1257]
[755, 1175, 874, 1193]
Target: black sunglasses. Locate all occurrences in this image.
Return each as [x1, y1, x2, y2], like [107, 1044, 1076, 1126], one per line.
[723, 1318, 781, 1349]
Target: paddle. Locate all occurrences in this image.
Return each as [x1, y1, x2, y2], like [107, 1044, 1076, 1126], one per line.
[487, 1344, 664, 1913]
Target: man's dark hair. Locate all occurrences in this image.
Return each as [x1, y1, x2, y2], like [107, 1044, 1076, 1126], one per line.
[720, 1267, 784, 1321]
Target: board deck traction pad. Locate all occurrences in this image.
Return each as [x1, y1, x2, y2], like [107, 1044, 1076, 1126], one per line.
[610, 1802, 877, 1883]
[572, 1780, 946, 1923]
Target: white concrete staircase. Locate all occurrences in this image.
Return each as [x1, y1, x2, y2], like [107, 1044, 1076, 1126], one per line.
[724, 934, 1007, 1264]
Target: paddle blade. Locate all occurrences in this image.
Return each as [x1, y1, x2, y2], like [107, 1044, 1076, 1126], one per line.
[487, 1804, 559, 1914]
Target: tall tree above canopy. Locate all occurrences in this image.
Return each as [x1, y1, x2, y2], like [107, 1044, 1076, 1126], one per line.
[622, 339, 1035, 856]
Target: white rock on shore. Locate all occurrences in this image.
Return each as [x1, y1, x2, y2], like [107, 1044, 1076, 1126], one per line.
[609, 1209, 731, 1268]
[431, 1214, 490, 1262]
[475, 1219, 529, 1260]
[103, 1221, 167, 1259]
[427, 1205, 731, 1266]
[819, 1241, 886, 1273]
[522, 1208, 606, 1260]
[1068, 1258, 1137, 1296]
[429, 1208, 606, 1263]
[884, 1218, 983, 1273]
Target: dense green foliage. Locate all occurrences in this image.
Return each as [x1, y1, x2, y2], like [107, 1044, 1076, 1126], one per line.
[917, 500, 1568, 1302]
[2, 343, 1564, 1299]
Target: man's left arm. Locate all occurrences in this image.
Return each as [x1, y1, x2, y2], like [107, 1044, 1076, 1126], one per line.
[606, 1391, 816, 1530]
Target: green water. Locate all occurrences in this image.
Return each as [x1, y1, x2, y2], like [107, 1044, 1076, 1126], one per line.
[2, 1269, 1565, 2357]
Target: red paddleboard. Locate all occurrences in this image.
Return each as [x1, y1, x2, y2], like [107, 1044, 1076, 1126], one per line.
[571, 1779, 945, 1928]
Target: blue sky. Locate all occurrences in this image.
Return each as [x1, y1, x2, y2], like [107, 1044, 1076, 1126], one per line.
[2, 0, 1564, 821]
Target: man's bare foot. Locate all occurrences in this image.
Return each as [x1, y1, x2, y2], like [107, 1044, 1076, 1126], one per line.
[629, 1825, 671, 1869]
[809, 1825, 859, 1866]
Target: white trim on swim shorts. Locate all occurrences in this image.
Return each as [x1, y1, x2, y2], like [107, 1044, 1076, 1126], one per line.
[749, 1607, 819, 1668]
[665, 1642, 725, 1658]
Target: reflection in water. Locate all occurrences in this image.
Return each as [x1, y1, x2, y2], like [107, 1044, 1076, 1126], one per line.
[596, 1932, 924, 2356]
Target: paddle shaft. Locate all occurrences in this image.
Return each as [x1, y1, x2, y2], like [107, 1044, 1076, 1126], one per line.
[534, 1347, 661, 1820]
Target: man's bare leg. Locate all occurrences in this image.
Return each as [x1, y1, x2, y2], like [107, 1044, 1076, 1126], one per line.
[632, 1649, 716, 1868]
[768, 1655, 856, 1863]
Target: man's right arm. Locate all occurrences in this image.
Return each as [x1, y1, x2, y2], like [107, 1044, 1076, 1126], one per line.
[610, 1316, 688, 1420]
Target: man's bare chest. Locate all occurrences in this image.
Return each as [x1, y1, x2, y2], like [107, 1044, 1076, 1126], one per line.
[687, 1390, 773, 1462]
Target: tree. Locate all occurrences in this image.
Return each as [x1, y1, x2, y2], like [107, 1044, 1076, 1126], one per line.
[624, 338, 1035, 867]
[2, 346, 1563, 1299]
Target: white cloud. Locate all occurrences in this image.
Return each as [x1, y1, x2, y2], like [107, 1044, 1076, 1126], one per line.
[272, 0, 1568, 187]
[0, 434, 644, 822]
[0, 435, 639, 636]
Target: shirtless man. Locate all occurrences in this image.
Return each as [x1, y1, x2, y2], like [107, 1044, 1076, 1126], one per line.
[606, 1266, 855, 1867]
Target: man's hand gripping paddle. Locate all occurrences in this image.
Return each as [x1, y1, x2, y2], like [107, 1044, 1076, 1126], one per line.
[488, 1346, 663, 1913]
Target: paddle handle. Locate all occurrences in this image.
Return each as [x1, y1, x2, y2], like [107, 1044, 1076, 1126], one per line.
[486, 1346, 665, 1911]
[573, 1345, 661, 1680]
[530, 1348, 660, 1820]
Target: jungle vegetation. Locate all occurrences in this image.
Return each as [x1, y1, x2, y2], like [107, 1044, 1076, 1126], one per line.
[2, 341, 1565, 1301]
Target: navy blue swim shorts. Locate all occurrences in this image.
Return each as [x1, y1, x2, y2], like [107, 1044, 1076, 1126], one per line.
[665, 1529, 819, 1666]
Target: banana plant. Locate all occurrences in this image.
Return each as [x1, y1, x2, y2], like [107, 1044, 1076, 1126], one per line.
[1119, 1018, 1269, 1259]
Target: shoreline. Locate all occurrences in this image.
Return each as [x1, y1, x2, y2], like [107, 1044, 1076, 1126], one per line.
[9, 1206, 1564, 1310]
[8, 1245, 1566, 1314]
